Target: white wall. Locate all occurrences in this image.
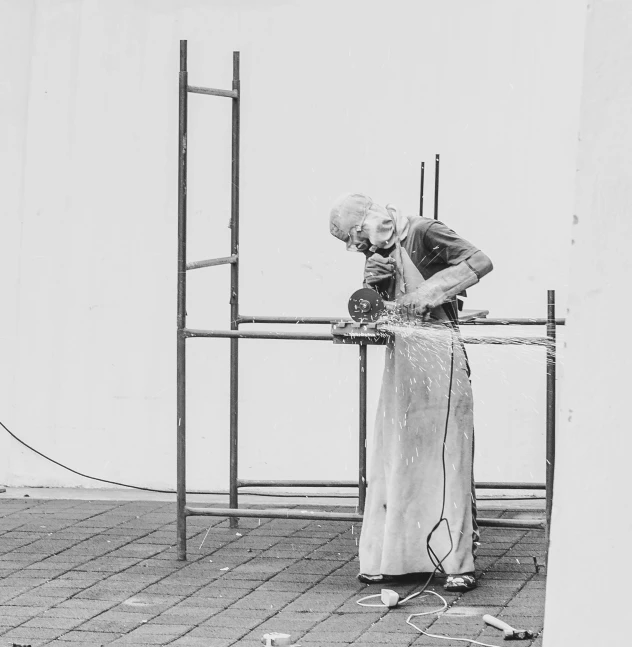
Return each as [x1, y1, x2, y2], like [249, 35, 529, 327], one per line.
[544, 2, 631, 644]
[0, 0, 586, 491]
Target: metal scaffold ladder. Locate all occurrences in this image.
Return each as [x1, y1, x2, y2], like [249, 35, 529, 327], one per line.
[176, 41, 557, 562]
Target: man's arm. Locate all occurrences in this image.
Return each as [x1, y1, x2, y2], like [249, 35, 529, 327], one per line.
[397, 250, 493, 318]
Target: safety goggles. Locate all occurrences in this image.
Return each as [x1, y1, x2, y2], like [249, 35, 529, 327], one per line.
[344, 210, 371, 252]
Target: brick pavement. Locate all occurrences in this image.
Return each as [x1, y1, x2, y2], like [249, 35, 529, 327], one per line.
[0, 495, 546, 646]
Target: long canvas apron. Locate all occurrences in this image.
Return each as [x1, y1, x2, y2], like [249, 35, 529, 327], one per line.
[358, 248, 475, 576]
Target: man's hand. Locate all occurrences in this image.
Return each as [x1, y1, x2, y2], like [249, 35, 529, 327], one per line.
[364, 254, 396, 286]
[396, 284, 442, 320]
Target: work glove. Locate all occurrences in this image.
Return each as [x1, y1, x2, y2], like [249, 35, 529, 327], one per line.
[396, 283, 444, 321]
[364, 254, 396, 287]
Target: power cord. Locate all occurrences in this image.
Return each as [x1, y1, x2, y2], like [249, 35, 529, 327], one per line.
[0, 419, 352, 498]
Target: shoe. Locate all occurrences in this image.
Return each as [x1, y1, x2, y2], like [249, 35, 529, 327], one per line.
[444, 573, 477, 592]
[357, 573, 385, 584]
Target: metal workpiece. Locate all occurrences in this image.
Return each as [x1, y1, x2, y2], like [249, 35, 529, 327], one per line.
[239, 315, 566, 326]
[331, 321, 388, 345]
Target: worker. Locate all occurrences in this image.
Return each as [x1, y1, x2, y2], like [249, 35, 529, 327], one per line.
[329, 193, 493, 592]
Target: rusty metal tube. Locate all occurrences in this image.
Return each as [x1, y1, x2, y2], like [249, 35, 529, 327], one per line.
[176, 39, 188, 561]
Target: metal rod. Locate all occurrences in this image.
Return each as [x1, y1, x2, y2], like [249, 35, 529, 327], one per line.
[462, 336, 551, 346]
[420, 162, 425, 217]
[185, 329, 334, 341]
[478, 518, 545, 530]
[229, 51, 241, 528]
[184, 329, 551, 345]
[187, 85, 238, 99]
[434, 154, 440, 220]
[186, 506, 363, 522]
[476, 482, 546, 490]
[236, 479, 545, 490]
[185, 506, 544, 529]
[238, 315, 347, 325]
[358, 344, 368, 514]
[239, 480, 359, 488]
[546, 290, 556, 557]
[186, 255, 237, 271]
[176, 39, 188, 561]
[238, 315, 566, 326]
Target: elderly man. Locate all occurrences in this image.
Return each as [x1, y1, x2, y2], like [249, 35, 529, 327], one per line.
[329, 193, 493, 592]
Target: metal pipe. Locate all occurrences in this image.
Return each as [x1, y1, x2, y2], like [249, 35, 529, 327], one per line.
[236, 479, 546, 490]
[238, 315, 566, 326]
[238, 315, 347, 325]
[176, 39, 188, 561]
[187, 85, 238, 99]
[359, 344, 368, 513]
[546, 290, 556, 556]
[420, 162, 425, 217]
[478, 518, 545, 530]
[184, 506, 544, 529]
[229, 52, 241, 528]
[238, 480, 359, 488]
[185, 329, 551, 346]
[186, 506, 364, 522]
[185, 329, 334, 341]
[476, 482, 546, 490]
[434, 154, 440, 220]
[462, 336, 551, 346]
[186, 255, 237, 271]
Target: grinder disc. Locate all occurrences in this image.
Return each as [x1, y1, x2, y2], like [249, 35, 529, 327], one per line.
[348, 288, 385, 323]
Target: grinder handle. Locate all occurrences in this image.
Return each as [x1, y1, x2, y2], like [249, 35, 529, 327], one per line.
[483, 614, 515, 634]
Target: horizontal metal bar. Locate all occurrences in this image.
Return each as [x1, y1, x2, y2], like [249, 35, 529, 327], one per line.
[185, 328, 549, 346]
[477, 518, 545, 529]
[185, 506, 544, 529]
[185, 506, 363, 522]
[238, 480, 358, 488]
[238, 315, 345, 325]
[239, 480, 545, 490]
[463, 318, 565, 326]
[476, 482, 546, 490]
[239, 315, 566, 326]
[184, 329, 334, 341]
[186, 255, 237, 271]
[463, 336, 550, 346]
[187, 85, 238, 99]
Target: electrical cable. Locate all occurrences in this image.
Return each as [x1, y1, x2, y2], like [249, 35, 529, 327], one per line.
[0, 419, 358, 498]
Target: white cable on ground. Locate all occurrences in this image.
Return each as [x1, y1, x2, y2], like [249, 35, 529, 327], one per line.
[357, 589, 502, 647]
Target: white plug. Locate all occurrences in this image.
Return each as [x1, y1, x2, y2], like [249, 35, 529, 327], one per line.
[380, 588, 400, 607]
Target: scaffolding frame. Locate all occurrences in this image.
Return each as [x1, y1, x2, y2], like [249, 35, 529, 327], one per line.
[176, 41, 559, 561]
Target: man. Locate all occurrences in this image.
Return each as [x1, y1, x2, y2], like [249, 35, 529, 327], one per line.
[329, 193, 493, 592]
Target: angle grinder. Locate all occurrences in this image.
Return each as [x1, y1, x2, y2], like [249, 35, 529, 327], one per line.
[348, 288, 391, 323]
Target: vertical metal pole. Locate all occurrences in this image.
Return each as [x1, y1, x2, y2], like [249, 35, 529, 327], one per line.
[545, 290, 556, 557]
[419, 162, 425, 217]
[229, 52, 241, 527]
[176, 40, 188, 561]
[358, 344, 368, 513]
[434, 154, 440, 220]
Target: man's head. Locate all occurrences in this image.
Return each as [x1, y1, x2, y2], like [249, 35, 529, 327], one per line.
[329, 193, 399, 253]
